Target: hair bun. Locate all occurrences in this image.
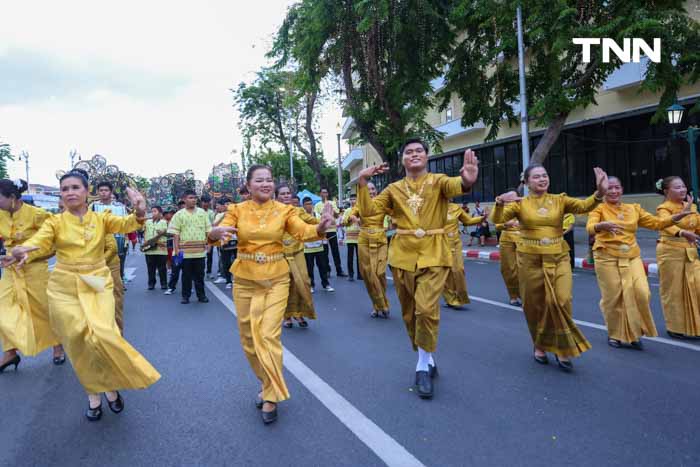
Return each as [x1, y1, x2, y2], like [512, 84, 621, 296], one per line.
[12, 178, 28, 194]
[71, 168, 90, 181]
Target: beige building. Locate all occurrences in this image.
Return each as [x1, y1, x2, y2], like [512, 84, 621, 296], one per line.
[341, 5, 700, 213]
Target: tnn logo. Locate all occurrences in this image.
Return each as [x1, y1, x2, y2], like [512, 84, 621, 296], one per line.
[573, 38, 661, 63]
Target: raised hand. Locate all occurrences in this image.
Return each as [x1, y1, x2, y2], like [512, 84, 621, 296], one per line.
[10, 245, 39, 268]
[595, 221, 622, 235]
[680, 230, 700, 245]
[209, 226, 238, 242]
[593, 167, 609, 198]
[495, 191, 522, 205]
[459, 149, 479, 188]
[317, 202, 335, 234]
[126, 187, 146, 218]
[0, 255, 17, 268]
[672, 195, 696, 222]
[358, 163, 389, 187]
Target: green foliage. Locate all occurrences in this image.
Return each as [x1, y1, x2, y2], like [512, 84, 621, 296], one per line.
[130, 174, 151, 193]
[0, 142, 14, 179]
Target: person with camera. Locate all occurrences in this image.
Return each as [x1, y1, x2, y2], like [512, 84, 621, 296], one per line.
[143, 206, 169, 290]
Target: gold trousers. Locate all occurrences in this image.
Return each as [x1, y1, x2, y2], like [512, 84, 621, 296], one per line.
[442, 239, 469, 306]
[517, 251, 591, 358]
[233, 274, 291, 402]
[499, 241, 520, 300]
[657, 243, 700, 336]
[0, 261, 58, 355]
[358, 242, 389, 312]
[109, 259, 124, 334]
[392, 266, 449, 353]
[594, 251, 658, 342]
[284, 250, 316, 319]
[48, 264, 161, 393]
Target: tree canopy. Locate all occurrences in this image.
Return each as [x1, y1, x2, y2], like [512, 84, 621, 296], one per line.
[0, 142, 14, 180]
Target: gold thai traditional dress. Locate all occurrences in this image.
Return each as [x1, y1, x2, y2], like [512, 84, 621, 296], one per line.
[104, 234, 125, 333]
[21, 210, 160, 393]
[587, 203, 677, 343]
[0, 204, 58, 355]
[217, 200, 321, 402]
[347, 206, 390, 313]
[492, 216, 521, 300]
[283, 207, 318, 320]
[493, 193, 600, 357]
[443, 204, 482, 307]
[656, 200, 700, 337]
[358, 173, 466, 353]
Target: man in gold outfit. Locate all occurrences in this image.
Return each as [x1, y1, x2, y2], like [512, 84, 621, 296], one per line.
[357, 138, 479, 399]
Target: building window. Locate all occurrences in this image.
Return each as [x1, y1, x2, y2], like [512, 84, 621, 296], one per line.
[446, 106, 453, 122]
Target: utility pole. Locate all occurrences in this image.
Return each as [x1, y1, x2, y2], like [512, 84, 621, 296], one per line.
[70, 149, 80, 168]
[516, 4, 530, 194]
[336, 123, 343, 206]
[19, 151, 29, 188]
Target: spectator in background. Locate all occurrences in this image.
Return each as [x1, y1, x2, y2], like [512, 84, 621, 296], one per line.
[563, 213, 576, 269]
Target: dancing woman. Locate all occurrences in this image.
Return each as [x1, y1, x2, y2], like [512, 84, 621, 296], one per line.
[587, 176, 691, 348]
[491, 213, 521, 306]
[10, 169, 161, 421]
[442, 203, 483, 309]
[0, 179, 64, 371]
[655, 176, 700, 339]
[276, 185, 319, 329]
[208, 165, 334, 424]
[493, 164, 608, 371]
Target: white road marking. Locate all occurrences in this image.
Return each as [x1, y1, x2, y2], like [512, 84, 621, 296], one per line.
[124, 267, 137, 282]
[205, 282, 426, 467]
[387, 276, 700, 353]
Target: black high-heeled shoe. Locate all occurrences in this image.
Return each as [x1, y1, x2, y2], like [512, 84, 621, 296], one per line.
[533, 348, 548, 365]
[106, 392, 124, 414]
[261, 402, 278, 424]
[0, 354, 20, 373]
[255, 394, 264, 409]
[86, 403, 103, 421]
[555, 355, 573, 372]
[53, 354, 66, 366]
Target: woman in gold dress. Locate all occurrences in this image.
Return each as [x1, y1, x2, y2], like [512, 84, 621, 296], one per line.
[10, 169, 161, 421]
[0, 179, 64, 372]
[208, 165, 334, 424]
[276, 185, 318, 329]
[655, 176, 700, 339]
[493, 164, 608, 371]
[493, 214, 521, 306]
[587, 176, 691, 348]
[442, 203, 483, 308]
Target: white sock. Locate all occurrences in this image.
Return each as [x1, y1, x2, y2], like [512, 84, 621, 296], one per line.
[416, 348, 432, 372]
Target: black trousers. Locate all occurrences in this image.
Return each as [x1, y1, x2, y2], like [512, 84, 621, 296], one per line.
[346, 243, 361, 279]
[146, 254, 168, 288]
[305, 251, 329, 288]
[220, 248, 236, 283]
[118, 253, 127, 280]
[168, 261, 182, 290]
[564, 230, 575, 269]
[323, 232, 344, 275]
[182, 257, 206, 299]
[206, 248, 214, 274]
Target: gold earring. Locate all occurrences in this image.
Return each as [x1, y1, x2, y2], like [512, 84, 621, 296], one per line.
[11, 199, 16, 211]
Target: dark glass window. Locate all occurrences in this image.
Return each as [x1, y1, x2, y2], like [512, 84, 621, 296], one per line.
[494, 145, 507, 196]
[505, 142, 522, 191]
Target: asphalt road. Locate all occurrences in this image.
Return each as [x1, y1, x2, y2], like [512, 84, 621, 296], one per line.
[1, 248, 698, 467]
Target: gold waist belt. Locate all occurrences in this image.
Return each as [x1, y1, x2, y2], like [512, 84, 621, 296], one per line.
[238, 252, 285, 264]
[361, 227, 384, 234]
[55, 260, 107, 272]
[520, 236, 563, 247]
[660, 236, 695, 248]
[395, 228, 445, 239]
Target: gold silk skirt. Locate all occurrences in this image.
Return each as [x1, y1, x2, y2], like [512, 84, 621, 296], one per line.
[358, 241, 390, 312]
[392, 266, 450, 353]
[517, 251, 591, 358]
[593, 251, 657, 342]
[0, 261, 58, 355]
[284, 250, 316, 319]
[108, 258, 124, 334]
[233, 274, 291, 403]
[656, 242, 700, 336]
[48, 262, 161, 393]
[442, 238, 469, 307]
[499, 241, 520, 300]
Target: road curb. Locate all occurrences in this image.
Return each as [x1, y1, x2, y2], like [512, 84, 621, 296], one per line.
[463, 249, 658, 277]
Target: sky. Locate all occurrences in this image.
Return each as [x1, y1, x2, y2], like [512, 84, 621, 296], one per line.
[0, 0, 346, 187]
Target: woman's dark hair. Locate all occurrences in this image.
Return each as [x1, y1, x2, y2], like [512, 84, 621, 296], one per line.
[0, 179, 28, 199]
[238, 185, 249, 195]
[607, 176, 622, 186]
[523, 164, 546, 183]
[275, 184, 291, 196]
[217, 197, 231, 205]
[399, 138, 429, 156]
[152, 205, 163, 214]
[96, 181, 113, 192]
[246, 164, 272, 183]
[657, 176, 683, 196]
[60, 168, 89, 188]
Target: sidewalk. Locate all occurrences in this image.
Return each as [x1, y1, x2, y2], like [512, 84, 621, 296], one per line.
[461, 227, 662, 277]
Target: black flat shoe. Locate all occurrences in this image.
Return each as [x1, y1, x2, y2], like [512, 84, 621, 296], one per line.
[533, 353, 549, 365]
[555, 355, 573, 372]
[255, 395, 263, 409]
[380, 311, 389, 319]
[261, 402, 278, 424]
[667, 331, 686, 340]
[428, 363, 438, 379]
[198, 297, 209, 303]
[53, 354, 66, 366]
[607, 338, 622, 348]
[415, 371, 433, 399]
[106, 392, 124, 414]
[0, 355, 20, 373]
[298, 319, 309, 328]
[181, 298, 190, 304]
[630, 340, 644, 350]
[86, 403, 103, 421]
[283, 320, 293, 328]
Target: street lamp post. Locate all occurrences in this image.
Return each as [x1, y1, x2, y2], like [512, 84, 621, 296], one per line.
[18, 151, 29, 187]
[336, 123, 343, 206]
[666, 102, 700, 204]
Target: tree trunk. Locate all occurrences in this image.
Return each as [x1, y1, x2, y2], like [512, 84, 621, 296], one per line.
[530, 112, 569, 165]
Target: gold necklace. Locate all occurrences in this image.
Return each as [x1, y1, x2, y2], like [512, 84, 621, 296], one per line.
[403, 175, 429, 217]
[251, 203, 275, 230]
[531, 194, 551, 216]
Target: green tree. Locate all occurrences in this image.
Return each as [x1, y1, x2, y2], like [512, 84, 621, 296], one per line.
[233, 68, 326, 186]
[443, 0, 700, 164]
[272, 0, 455, 180]
[130, 174, 151, 193]
[0, 142, 14, 179]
